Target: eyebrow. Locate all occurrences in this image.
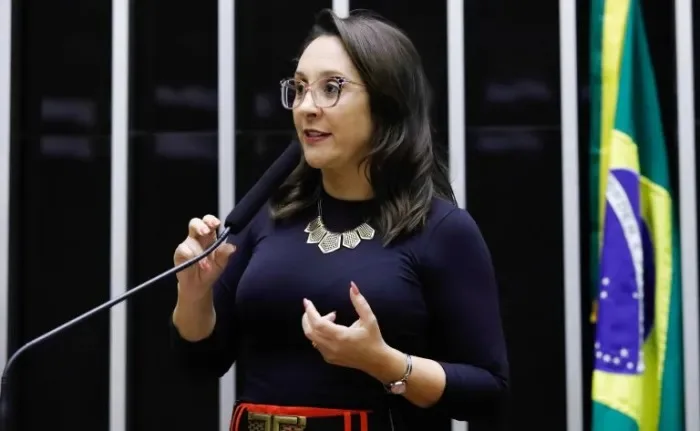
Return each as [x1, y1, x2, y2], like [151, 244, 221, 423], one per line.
[294, 69, 349, 80]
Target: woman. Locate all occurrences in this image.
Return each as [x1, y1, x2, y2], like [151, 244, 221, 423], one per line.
[170, 8, 509, 431]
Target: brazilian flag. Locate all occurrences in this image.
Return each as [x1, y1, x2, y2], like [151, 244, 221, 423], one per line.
[588, 0, 684, 430]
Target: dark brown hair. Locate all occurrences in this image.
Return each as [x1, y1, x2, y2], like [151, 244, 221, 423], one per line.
[270, 8, 456, 244]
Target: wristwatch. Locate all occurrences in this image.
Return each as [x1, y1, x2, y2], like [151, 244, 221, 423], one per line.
[384, 353, 412, 395]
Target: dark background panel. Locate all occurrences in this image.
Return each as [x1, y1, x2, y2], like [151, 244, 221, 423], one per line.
[235, 0, 330, 134]
[127, 133, 219, 431]
[10, 0, 113, 138]
[10, 135, 110, 431]
[464, 1, 565, 430]
[8, 0, 113, 429]
[466, 127, 565, 430]
[129, 1, 218, 133]
[126, 0, 219, 429]
[8, 138, 112, 431]
[464, 1, 561, 128]
[576, 1, 593, 429]
[350, 0, 448, 150]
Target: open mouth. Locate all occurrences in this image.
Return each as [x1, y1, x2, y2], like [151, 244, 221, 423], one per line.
[304, 129, 331, 138]
[303, 129, 331, 143]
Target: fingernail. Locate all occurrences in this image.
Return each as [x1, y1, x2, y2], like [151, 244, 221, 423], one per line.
[303, 298, 309, 307]
[350, 283, 359, 295]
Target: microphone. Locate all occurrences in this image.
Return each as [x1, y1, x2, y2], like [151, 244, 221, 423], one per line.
[224, 139, 301, 231]
[0, 140, 302, 431]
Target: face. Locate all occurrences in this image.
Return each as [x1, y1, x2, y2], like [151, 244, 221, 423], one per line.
[292, 36, 373, 172]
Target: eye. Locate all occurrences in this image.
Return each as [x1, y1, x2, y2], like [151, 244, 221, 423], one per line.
[293, 81, 306, 95]
[322, 78, 342, 95]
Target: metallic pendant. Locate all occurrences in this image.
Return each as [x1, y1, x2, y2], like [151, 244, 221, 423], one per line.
[304, 216, 376, 254]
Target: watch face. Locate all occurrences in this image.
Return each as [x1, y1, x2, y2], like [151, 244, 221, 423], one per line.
[390, 381, 406, 395]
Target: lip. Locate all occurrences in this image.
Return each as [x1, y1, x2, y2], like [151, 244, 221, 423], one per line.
[302, 129, 331, 145]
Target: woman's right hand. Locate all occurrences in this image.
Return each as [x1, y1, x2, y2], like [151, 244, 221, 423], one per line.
[173, 214, 236, 303]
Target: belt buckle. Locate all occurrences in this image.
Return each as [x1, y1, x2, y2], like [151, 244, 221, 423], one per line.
[248, 412, 307, 431]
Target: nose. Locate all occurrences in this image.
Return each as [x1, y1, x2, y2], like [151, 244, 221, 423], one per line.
[296, 89, 320, 115]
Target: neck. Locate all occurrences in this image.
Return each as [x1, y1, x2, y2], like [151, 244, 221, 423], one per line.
[321, 166, 373, 201]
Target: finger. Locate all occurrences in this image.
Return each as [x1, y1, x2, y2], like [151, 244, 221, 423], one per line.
[212, 242, 236, 270]
[174, 240, 208, 273]
[183, 237, 221, 274]
[188, 217, 211, 239]
[303, 299, 326, 325]
[349, 281, 376, 323]
[301, 313, 312, 338]
[303, 299, 342, 336]
[183, 236, 205, 256]
[192, 217, 217, 250]
[301, 311, 335, 340]
[174, 241, 197, 264]
[202, 214, 221, 231]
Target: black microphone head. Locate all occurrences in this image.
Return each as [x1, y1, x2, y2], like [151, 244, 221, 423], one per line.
[224, 140, 302, 233]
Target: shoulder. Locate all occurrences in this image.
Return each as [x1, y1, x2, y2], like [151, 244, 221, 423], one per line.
[424, 198, 481, 242]
[419, 198, 492, 266]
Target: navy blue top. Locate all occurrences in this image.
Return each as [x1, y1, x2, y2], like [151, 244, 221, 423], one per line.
[171, 189, 509, 430]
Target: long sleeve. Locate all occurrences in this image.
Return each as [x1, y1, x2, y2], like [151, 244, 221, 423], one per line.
[169, 211, 260, 379]
[420, 207, 509, 424]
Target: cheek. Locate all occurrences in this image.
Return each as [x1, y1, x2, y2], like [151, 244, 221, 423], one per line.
[332, 106, 372, 151]
[292, 111, 303, 131]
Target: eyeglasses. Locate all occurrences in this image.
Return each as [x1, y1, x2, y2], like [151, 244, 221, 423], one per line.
[279, 76, 362, 110]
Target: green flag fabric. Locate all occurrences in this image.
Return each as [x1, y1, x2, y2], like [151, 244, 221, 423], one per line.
[589, 0, 684, 430]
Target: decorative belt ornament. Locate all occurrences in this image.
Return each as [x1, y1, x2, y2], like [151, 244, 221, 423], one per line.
[247, 412, 307, 431]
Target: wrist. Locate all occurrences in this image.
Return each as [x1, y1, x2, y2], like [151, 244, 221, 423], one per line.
[172, 289, 216, 341]
[366, 344, 407, 385]
[177, 282, 215, 308]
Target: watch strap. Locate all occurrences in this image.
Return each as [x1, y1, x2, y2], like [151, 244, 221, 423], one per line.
[385, 353, 412, 394]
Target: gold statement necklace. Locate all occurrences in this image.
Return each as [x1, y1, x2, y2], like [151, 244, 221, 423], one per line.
[304, 200, 376, 254]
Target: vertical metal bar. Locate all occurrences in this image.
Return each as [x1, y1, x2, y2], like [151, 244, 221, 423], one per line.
[110, 0, 129, 429]
[447, 0, 466, 210]
[218, 0, 236, 428]
[332, 0, 350, 18]
[447, 0, 467, 430]
[675, 0, 700, 428]
[559, 0, 583, 429]
[0, 0, 12, 370]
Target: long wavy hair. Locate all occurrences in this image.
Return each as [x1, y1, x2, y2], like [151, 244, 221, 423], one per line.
[270, 8, 456, 245]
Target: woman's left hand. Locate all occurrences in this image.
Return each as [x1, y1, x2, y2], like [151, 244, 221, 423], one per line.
[301, 281, 387, 373]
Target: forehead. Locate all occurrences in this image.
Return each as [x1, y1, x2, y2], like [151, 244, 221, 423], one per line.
[295, 35, 359, 80]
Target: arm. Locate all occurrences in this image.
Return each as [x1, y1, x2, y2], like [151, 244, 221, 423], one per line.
[170, 217, 257, 379]
[366, 208, 509, 422]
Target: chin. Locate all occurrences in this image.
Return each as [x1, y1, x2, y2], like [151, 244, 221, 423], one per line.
[303, 154, 331, 169]
[301, 146, 335, 170]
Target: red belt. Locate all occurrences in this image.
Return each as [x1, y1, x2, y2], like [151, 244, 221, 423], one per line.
[231, 402, 370, 431]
